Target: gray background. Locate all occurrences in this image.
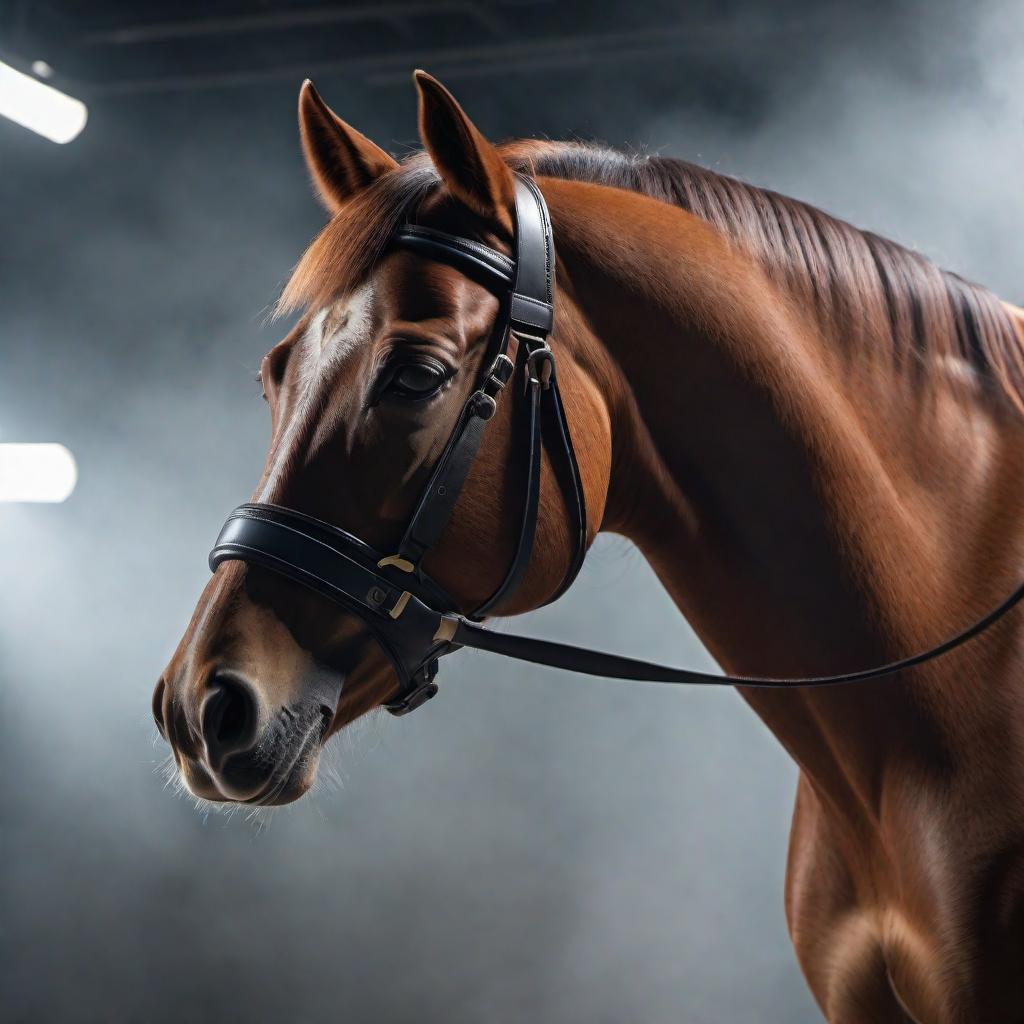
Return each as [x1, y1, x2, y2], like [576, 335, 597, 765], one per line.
[2, 1, 1021, 1021]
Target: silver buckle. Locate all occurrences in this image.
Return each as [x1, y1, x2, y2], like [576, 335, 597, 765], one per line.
[485, 353, 515, 393]
[526, 345, 554, 389]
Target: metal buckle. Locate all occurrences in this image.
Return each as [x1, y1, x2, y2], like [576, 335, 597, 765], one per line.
[485, 353, 515, 394]
[385, 660, 440, 716]
[526, 345, 554, 389]
[385, 679, 438, 715]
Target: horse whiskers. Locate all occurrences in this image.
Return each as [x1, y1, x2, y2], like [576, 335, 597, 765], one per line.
[312, 706, 385, 799]
[151, 708, 377, 826]
[150, 749, 269, 829]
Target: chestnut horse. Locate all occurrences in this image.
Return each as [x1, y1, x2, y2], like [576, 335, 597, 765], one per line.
[155, 72, 1024, 1020]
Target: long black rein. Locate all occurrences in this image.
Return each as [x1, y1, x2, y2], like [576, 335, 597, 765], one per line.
[449, 579, 1024, 688]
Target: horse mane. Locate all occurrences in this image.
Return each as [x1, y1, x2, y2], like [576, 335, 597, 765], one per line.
[280, 140, 1024, 414]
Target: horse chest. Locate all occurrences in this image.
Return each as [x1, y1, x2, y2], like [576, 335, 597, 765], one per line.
[788, 790, 1024, 1022]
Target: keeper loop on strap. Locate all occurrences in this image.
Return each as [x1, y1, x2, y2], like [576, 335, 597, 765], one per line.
[378, 554, 415, 573]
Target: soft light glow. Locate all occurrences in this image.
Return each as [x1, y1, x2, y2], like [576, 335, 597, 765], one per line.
[0, 59, 87, 143]
[0, 444, 78, 503]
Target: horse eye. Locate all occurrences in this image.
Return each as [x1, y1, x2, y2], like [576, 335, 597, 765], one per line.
[387, 361, 447, 398]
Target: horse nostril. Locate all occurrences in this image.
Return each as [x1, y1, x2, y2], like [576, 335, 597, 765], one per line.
[202, 673, 259, 768]
[318, 703, 334, 741]
[152, 678, 167, 738]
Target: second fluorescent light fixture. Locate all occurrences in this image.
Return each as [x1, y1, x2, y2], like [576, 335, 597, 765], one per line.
[0, 59, 87, 144]
[0, 444, 78, 503]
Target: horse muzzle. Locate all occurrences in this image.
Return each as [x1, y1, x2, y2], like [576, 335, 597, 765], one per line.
[155, 666, 339, 805]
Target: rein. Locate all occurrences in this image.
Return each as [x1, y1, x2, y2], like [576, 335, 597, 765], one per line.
[209, 176, 1024, 715]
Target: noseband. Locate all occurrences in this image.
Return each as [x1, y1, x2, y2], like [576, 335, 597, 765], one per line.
[210, 175, 1024, 715]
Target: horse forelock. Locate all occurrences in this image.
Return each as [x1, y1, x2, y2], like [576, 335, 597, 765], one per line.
[277, 156, 440, 317]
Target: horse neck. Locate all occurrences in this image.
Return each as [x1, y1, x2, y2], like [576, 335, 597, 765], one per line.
[544, 177, 1024, 815]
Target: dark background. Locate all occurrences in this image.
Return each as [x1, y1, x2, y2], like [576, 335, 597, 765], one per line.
[1, 2, 1020, 1021]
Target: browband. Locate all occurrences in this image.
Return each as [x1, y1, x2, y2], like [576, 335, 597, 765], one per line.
[394, 224, 515, 292]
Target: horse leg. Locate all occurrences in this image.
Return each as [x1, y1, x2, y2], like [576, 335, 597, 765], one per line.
[785, 775, 916, 1023]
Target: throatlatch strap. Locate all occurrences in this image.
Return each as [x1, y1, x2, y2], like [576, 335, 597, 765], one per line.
[473, 366, 544, 617]
[535, 353, 587, 606]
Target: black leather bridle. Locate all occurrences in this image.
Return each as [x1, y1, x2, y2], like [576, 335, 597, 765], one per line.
[209, 175, 1024, 715]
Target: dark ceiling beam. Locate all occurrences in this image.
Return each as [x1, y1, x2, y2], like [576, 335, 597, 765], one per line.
[77, 23, 793, 97]
[77, 2, 534, 46]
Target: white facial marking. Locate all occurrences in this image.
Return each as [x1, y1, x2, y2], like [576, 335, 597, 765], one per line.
[257, 281, 376, 500]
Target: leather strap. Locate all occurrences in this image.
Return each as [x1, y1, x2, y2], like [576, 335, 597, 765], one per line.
[390, 174, 581, 619]
[450, 577, 1024, 688]
[394, 224, 514, 292]
[473, 354, 544, 616]
[209, 505, 450, 714]
[534, 346, 588, 605]
[212, 505, 1024, 696]
[509, 175, 554, 334]
[397, 386, 501, 568]
[473, 330, 589, 616]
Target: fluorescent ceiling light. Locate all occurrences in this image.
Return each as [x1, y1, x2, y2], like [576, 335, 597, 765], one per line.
[0, 444, 78, 503]
[0, 59, 87, 144]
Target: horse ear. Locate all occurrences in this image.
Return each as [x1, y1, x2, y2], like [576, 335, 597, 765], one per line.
[298, 80, 398, 212]
[413, 70, 514, 232]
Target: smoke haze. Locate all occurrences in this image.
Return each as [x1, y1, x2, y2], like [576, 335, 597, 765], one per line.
[1, 2, 1020, 1020]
